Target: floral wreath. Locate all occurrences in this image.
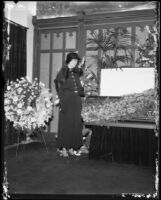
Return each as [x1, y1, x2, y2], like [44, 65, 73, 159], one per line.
[4, 77, 53, 132]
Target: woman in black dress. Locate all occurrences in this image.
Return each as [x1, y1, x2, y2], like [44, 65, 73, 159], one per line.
[54, 52, 85, 157]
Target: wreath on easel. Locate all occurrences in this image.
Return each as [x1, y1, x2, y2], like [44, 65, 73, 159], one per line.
[4, 77, 53, 137]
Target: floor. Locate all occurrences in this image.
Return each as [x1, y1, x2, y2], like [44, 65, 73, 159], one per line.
[4, 138, 156, 196]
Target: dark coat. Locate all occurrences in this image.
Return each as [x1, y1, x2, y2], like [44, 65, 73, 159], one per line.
[54, 65, 84, 99]
[54, 65, 84, 150]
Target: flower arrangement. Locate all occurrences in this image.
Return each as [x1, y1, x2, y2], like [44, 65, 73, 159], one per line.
[4, 77, 53, 132]
[82, 88, 155, 125]
[80, 65, 99, 96]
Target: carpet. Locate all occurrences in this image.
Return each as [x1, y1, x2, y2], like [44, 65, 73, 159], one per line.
[4, 138, 156, 195]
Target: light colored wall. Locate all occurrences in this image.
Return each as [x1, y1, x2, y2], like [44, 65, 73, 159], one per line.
[4, 1, 37, 80]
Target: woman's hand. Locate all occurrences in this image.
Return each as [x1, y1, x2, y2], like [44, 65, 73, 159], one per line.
[78, 56, 85, 68]
[54, 95, 60, 106]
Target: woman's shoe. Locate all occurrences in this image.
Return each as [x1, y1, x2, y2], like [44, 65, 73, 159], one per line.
[76, 150, 82, 156]
[68, 148, 81, 156]
[57, 149, 63, 156]
[80, 146, 89, 154]
[61, 148, 68, 157]
[68, 148, 74, 155]
[73, 150, 81, 156]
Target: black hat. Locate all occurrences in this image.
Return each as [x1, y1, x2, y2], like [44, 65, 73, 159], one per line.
[66, 52, 81, 64]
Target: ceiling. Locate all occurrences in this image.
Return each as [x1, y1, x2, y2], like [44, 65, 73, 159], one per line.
[36, 1, 156, 19]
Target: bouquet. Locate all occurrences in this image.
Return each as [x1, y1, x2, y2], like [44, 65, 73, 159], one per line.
[4, 77, 53, 133]
[80, 65, 99, 96]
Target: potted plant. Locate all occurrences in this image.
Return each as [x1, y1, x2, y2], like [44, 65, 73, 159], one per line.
[87, 26, 138, 69]
[85, 27, 139, 94]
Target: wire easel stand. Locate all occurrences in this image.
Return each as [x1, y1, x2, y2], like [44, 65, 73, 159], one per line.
[16, 127, 49, 159]
[38, 127, 49, 153]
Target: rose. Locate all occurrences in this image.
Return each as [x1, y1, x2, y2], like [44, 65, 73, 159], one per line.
[17, 88, 23, 94]
[27, 106, 33, 111]
[7, 86, 11, 90]
[4, 99, 10, 104]
[17, 109, 22, 115]
[13, 97, 18, 102]
[31, 117, 36, 122]
[17, 103, 23, 108]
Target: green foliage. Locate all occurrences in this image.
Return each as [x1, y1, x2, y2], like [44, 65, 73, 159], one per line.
[87, 27, 138, 69]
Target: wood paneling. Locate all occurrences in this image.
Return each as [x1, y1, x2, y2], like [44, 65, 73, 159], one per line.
[32, 9, 156, 133]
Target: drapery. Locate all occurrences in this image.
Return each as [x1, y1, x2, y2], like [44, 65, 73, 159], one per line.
[4, 19, 27, 145]
[4, 20, 27, 83]
[86, 124, 157, 169]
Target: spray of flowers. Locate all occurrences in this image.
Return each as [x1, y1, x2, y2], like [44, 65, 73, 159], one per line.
[136, 24, 158, 68]
[80, 64, 99, 96]
[4, 77, 53, 132]
[82, 88, 155, 124]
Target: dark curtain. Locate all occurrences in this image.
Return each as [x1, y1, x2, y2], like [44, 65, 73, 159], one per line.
[4, 21, 27, 83]
[4, 19, 27, 146]
[87, 125, 157, 169]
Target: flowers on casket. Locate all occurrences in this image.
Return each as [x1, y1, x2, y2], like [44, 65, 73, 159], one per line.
[4, 77, 53, 131]
[82, 88, 155, 125]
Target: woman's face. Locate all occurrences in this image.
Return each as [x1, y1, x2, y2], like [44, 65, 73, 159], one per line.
[68, 59, 78, 69]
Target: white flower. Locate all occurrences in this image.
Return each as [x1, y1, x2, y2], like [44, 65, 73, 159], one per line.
[17, 103, 23, 108]
[13, 96, 18, 102]
[17, 109, 22, 114]
[32, 123, 37, 129]
[27, 106, 33, 111]
[17, 88, 23, 94]
[10, 105, 14, 109]
[86, 74, 93, 79]
[4, 99, 10, 104]
[31, 117, 36, 122]
[39, 82, 45, 87]
[46, 103, 51, 108]
[7, 86, 11, 90]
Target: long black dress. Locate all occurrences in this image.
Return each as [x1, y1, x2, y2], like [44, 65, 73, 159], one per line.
[54, 66, 84, 151]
